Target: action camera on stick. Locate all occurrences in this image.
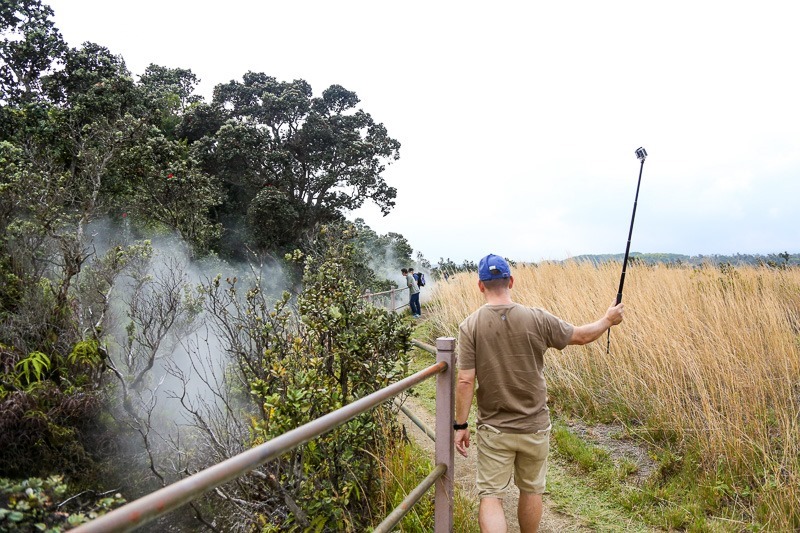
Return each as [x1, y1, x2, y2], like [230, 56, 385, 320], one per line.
[608, 146, 649, 353]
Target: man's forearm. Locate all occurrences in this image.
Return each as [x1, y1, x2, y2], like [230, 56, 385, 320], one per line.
[455, 378, 474, 424]
[570, 302, 624, 345]
[570, 316, 613, 345]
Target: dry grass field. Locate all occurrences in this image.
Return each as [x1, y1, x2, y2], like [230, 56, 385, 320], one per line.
[424, 261, 800, 529]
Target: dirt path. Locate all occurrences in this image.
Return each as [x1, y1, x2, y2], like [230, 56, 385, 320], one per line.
[399, 396, 589, 532]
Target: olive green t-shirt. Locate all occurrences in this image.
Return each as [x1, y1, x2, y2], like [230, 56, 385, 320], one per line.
[458, 303, 574, 433]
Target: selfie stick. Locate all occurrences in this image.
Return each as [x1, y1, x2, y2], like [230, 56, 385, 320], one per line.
[607, 147, 647, 354]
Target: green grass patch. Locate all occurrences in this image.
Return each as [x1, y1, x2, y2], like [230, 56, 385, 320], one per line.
[546, 458, 652, 533]
[618, 447, 761, 532]
[551, 421, 765, 532]
[409, 316, 437, 345]
[404, 343, 438, 415]
[549, 421, 653, 532]
[551, 422, 639, 491]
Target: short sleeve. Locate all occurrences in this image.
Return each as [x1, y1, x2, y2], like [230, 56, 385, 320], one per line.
[538, 309, 574, 350]
[457, 318, 476, 370]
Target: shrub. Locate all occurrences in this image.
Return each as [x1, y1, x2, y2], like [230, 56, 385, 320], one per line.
[204, 224, 413, 531]
[0, 475, 124, 531]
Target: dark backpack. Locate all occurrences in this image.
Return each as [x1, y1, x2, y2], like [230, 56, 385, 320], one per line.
[415, 272, 426, 287]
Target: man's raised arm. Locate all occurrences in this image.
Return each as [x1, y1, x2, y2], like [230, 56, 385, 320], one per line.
[568, 302, 624, 345]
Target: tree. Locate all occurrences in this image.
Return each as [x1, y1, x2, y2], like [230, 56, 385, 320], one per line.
[43, 41, 138, 124]
[0, 26, 222, 491]
[0, 0, 66, 104]
[138, 64, 201, 114]
[174, 101, 225, 143]
[431, 257, 479, 279]
[137, 64, 203, 138]
[192, 73, 401, 256]
[114, 127, 224, 252]
[1, 12, 415, 530]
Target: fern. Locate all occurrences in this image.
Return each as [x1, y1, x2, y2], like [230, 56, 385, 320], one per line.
[15, 351, 51, 383]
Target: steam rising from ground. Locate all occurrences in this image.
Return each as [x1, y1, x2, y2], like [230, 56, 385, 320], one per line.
[365, 247, 437, 311]
[84, 220, 290, 491]
[84, 219, 435, 497]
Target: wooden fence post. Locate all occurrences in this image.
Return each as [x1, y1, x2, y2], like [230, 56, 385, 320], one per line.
[434, 337, 456, 532]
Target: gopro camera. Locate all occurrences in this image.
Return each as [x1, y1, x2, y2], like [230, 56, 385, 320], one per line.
[635, 147, 647, 160]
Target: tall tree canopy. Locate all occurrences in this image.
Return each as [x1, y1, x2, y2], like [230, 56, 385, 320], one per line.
[0, 0, 65, 104]
[1, 0, 406, 364]
[0, 1, 223, 359]
[190, 73, 401, 255]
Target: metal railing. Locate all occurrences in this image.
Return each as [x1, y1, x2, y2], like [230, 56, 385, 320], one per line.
[73, 337, 456, 533]
[363, 286, 410, 312]
[373, 338, 453, 532]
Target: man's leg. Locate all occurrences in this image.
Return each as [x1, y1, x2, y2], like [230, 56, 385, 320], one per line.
[517, 491, 542, 533]
[478, 497, 507, 532]
[411, 293, 421, 315]
[476, 426, 515, 532]
[513, 430, 549, 533]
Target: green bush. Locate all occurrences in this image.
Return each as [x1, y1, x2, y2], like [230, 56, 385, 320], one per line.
[224, 225, 413, 531]
[0, 475, 124, 532]
[0, 382, 101, 479]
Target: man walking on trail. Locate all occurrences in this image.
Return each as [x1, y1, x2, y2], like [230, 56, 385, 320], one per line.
[454, 254, 625, 532]
[402, 268, 421, 318]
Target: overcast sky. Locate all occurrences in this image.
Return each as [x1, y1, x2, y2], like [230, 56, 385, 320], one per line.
[47, 0, 800, 264]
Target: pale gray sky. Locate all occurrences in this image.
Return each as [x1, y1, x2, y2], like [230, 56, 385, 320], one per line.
[48, 0, 800, 263]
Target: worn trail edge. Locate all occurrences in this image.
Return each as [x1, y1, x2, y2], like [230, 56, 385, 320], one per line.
[399, 396, 589, 532]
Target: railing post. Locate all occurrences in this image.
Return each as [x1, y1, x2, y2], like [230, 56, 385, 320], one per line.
[364, 289, 371, 305]
[434, 337, 456, 532]
[390, 288, 395, 312]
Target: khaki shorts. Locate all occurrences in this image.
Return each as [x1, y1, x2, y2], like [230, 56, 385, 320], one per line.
[475, 424, 550, 498]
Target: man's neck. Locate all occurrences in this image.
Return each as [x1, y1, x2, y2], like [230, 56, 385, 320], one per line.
[484, 291, 513, 306]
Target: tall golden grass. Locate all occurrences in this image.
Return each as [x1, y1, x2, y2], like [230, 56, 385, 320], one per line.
[425, 261, 800, 527]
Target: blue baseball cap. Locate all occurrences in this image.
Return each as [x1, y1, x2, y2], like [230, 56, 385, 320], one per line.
[478, 254, 511, 281]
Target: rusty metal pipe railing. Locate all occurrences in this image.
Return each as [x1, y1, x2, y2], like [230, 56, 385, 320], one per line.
[362, 287, 408, 313]
[411, 338, 436, 354]
[395, 400, 435, 442]
[372, 463, 447, 533]
[363, 287, 408, 298]
[73, 360, 448, 533]
[380, 337, 455, 532]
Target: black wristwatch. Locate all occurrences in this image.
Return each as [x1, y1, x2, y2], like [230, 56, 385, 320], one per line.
[453, 421, 468, 431]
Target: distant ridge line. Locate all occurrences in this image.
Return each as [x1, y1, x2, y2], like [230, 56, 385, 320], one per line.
[562, 252, 798, 267]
